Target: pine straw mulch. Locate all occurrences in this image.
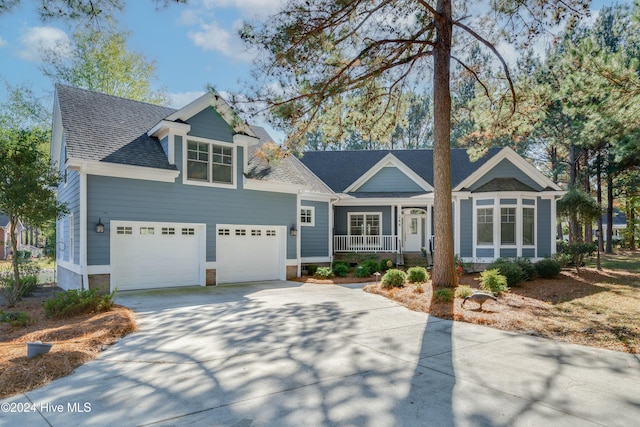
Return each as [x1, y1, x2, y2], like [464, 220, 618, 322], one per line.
[363, 267, 639, 354]
[0, 284, 137, 399]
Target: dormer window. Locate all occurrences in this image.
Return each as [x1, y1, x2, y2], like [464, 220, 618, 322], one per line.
[186, 140, 233, 185]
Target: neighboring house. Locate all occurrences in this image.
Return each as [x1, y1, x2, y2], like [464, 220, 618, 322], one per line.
[0, 213, 23, 260]
[600, 208, 627, 242]
[51, 84, 564, 292]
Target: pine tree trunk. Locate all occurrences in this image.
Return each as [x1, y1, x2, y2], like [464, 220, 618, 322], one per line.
[431, 0, 457, 288]
[606, 171, 613, 253]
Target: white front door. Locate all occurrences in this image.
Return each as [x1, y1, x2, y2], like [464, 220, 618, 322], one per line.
[403, 214, 423, 252]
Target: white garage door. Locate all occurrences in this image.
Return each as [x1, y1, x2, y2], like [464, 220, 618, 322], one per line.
[111, 221, 205, 291]
[216, 224, 286, 284]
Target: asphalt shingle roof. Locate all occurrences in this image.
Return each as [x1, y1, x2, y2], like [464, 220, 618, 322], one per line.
[299, 148, 502, 193]
[56, 84, 178, 170]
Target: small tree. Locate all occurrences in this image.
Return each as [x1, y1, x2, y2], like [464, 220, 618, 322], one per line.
[0, 88, 67, 306]
[557, 188, 602, 244]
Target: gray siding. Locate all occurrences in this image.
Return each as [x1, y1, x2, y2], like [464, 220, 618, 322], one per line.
[459, 199, 472, 257]
[523, 199, 535, 206]
[469, 159, 543, 192]
[537, 197, 552, 257]
[160, 135, 169, 158]
[500, 248, 518, 258]
[522, 248, 535, 258]
[476, 248, 494, 258]
[356, 167, 423, 192]
[301, 200, 329, 257]
[334, 206, 392, 235]
[476, 199, 494, 206]
[500, 198, 517, 205]
[86, 174, 298, 265]
[186, 108, 234, 142]
[57, 166, 80, 264]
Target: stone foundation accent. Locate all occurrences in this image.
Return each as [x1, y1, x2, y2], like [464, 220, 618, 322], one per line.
[206, 269, 217, 285]
[88, 274, 110, 294]
[286, 265, 298, 280]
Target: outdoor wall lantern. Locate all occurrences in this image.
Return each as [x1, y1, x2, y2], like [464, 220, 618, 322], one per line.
[96, 218, 105, 233]
[290, 224, 297, 236]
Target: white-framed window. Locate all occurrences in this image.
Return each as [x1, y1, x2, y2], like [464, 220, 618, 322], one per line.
[186, 139, 233, 185]
[348, 213, 381, 236]
[477, 208, 493, 246]
[523, 207, 535, 245]
[300, 207, 315, 226]
[501, 207, 516, 245]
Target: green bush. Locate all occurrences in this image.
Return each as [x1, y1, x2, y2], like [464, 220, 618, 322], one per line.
[332, 260, 349, 270]
[407, 266, 429, 283]
[315, 267, 334, 279]
[553, 252, 572, 267]
[354, 265, 371, 278]
[381, 269, 407, 289]
[17, 250, 32, 261]
[433, 288, 453, 303]
[361, 259, 380, 275]
[306, 264, 319, 276]
[332, 263, 349, 277]
[43, 289, 116, 319]
[478, 268, 509, 295]
[514, 258, 536, 281]
[454, 285, 474, 299]
[535, 258, 562, 278]
[0, 310, 30, 326]
[379, 259, 394, 272]
[487, 259, 526, 286]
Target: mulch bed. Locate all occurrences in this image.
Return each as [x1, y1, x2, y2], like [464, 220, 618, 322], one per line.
[1, 284, 137, 398]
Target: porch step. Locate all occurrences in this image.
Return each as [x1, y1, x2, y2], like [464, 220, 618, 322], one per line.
[402, 252, 432, 268]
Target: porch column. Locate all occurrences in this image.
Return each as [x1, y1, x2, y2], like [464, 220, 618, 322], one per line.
[397, 204, 403, 253]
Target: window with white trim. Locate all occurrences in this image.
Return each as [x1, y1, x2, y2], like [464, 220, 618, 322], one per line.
[476, 208, 493, 245]
[300, 207, 315, 226]
[186, 140, 233, 184]
[501, 207, 516, 245]
[349, 213, 381, 236]
[523, 207, 535, 245]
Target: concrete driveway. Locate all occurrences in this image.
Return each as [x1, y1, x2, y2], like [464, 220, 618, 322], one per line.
[2, 281, 639, 426]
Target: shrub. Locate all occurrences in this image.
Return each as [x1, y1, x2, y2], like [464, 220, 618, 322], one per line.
[361, 259, 380, 275]
[354, 265, 371, 278]
[315, 267, 334, 279]
[514, 258, 536, 281]
[567, 242, 597, 272]
[433, 288, 453, 303]
[553, 252, 572, 268]
[535, 258, 562, 278]
[43, 289, 116, 319]
[332, 263, 349, 277]
[487, 259, 526, 287]
[306, 264, 319, 276]
[407, 266, 429, 283]
[17, 250, 32, 261]
[332, 260, 349, 270]
[454, 285, 474, 299]
[379, 259, 394, 272]
[0, 310, 30, 326]
[478, 268, 509, 295]
[381, 269, 407, 289]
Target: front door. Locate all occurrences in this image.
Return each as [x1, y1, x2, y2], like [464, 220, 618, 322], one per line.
[403, 214, 423, 252]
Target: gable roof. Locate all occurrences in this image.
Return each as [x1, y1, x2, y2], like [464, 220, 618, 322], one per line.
[55, 84, 178, 170]
[299, 147, 503, 193]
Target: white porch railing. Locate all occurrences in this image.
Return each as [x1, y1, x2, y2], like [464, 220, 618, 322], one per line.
[334, 235, 399, 252]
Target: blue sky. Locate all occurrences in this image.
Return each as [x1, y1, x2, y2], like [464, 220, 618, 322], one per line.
[0, 0, 627, 143]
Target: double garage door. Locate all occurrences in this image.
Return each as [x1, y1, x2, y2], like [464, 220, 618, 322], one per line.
[110, 221, 286, 290]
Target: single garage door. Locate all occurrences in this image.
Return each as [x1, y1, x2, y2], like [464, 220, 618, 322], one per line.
[111, 221, 205, 291]
[216, 224, 286, 284]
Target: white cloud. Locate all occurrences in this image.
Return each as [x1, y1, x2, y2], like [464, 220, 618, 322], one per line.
[18, 26, 70, 62]
[0, 36, 6, 48]
[167, 91, 206, 108]
[187, 19, 255, 61]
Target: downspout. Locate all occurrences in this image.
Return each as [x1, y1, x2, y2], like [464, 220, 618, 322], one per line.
[329, 196, 339, 264]
[79, 165, 89, 290]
